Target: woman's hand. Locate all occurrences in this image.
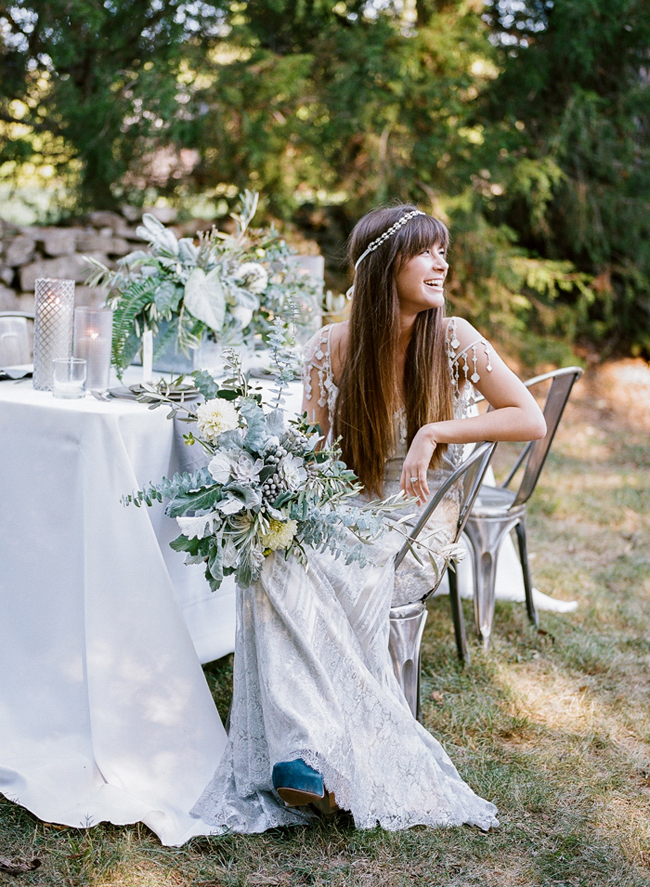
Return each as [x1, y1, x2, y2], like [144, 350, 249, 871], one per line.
[400, 426, 438, 504]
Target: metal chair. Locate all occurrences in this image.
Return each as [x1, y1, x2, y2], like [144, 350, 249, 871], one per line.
[0, 311, 34, 365]
[388, 441, 497, 720]
[464, 366, 583, 648]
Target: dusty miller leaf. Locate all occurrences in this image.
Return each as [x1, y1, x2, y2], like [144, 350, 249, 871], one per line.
[184, 267, 226, 331]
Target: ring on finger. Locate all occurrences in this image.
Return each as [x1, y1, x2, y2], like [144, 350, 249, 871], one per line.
[409, 476, 419, 483]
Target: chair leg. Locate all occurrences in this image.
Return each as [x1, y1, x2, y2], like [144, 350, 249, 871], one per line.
[514, 519, 538, 629]
[474, 548, 497, 650]
[464, 517, 513, 649]
[448, 568, 470, 665]
[388, 602, 428, 721]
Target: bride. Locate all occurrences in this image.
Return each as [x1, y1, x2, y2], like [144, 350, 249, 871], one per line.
[190, 205, 546, 834]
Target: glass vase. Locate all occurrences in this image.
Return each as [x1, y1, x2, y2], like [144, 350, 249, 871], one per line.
[33, 278, 75, 391]
[73, 307, 113, 391]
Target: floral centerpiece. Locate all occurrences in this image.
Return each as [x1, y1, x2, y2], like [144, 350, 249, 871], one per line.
[85, 191, 322, 378]
[125, 324, 410, 590]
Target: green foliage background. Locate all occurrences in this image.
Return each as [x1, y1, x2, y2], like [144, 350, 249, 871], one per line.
[1, 0, 649, 358]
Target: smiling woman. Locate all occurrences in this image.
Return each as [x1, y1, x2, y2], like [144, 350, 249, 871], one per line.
[189, 204, 545, 838]
[330, 206, 545, 502]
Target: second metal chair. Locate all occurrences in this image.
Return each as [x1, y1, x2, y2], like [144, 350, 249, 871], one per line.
[464, 366, 583, 648]
[388, 441, 497, 720]
[0, 311, 34, 366]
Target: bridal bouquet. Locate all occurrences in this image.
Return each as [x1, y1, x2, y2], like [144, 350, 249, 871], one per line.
[124, 327, 407, 590]
[85, 190, 322, 377]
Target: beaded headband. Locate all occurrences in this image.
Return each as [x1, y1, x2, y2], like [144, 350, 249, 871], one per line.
[353, 209, 426, 270]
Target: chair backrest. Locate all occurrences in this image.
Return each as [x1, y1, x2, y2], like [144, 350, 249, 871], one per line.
[506, 366, 583, 508]
[0, 313, 33, 365]
[394, 441, 497, 579]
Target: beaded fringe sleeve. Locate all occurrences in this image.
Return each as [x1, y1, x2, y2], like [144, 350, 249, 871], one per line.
[445, 317, 492, 413]
[303, 318, 493, 434]
[302, 323, 338, 424]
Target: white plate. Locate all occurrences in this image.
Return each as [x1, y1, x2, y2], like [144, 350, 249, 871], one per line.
[0, 364, 33, 380]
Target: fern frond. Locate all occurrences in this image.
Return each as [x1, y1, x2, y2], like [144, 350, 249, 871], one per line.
[111, 277, 158, 374]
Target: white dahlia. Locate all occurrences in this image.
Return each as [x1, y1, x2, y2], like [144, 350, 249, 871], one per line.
[261, 518, 298, 551]
[196, 398, 239, 442]
[235, 261, 269, 294]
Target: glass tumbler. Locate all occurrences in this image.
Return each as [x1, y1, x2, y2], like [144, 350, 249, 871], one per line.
[52, 357, 87, 399]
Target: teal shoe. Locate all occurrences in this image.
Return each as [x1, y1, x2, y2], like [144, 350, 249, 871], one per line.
[272, 759, 324, 807]
[272, 759, 339, 813]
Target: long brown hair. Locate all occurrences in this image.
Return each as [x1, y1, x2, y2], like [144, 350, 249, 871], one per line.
[333, 205, 454, 497]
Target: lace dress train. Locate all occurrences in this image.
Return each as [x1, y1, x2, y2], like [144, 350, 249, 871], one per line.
[191, 545, 499, 833]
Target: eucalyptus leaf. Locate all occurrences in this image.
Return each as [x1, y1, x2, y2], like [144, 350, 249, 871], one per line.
[192, 369, 221, 400]
[238, 399, 268, 452]
[265, 409, 286, 437]
[214, 429, 245, 450]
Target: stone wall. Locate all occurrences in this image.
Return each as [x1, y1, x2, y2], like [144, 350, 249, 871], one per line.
[0, 207, 180, 314]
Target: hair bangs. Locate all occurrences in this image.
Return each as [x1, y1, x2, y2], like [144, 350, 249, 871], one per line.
[395, 213, 450, 265]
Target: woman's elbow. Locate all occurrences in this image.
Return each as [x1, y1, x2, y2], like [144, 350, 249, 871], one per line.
[527, 410, 547, 440]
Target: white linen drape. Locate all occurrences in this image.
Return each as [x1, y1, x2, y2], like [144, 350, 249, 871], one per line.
[0, 387, 226, 845]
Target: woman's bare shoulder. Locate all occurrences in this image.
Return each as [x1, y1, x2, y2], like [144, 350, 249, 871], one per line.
[328, 320, 349, 349]
[444, 315, 484, 345]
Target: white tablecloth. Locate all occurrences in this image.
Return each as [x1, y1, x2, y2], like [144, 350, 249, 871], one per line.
[0, 380, 231, 845]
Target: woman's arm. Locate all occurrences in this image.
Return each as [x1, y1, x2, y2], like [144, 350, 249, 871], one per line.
[401, 317, 546, 502]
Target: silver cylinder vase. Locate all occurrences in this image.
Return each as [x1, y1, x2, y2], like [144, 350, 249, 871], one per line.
[32, 278, 75, 391]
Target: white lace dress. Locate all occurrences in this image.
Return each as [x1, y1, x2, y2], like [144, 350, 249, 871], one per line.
[190, 320, 499, 834]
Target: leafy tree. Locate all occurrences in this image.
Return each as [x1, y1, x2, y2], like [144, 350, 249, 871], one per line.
[0, 0, 223, 208]
[481, 0, 650, 354]
[179, 2, 497, 275]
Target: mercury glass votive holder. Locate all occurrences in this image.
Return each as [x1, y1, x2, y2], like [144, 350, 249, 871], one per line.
[33, 278, 75, 390]
[73, 307, 113, 391]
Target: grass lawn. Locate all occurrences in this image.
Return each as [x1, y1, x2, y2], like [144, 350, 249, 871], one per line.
[2, 361, 650, 887]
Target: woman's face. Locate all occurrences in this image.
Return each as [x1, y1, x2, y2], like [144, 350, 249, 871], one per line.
[394, 242, 448, 315]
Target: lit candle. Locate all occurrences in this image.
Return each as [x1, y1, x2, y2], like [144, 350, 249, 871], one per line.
[73, 307, 113, 391]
